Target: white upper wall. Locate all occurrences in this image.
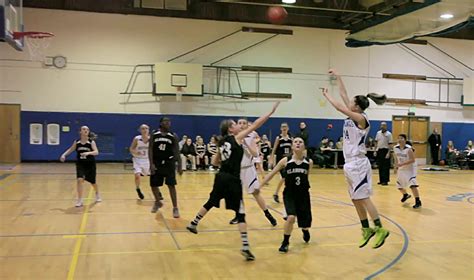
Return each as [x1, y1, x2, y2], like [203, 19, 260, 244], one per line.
[1, 8, 473, 122]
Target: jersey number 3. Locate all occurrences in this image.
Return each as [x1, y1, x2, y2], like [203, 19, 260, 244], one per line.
[295, 177, 301, 186]
[220, 142, 232, 161]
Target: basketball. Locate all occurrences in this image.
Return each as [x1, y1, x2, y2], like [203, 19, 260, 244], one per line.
[267, 6, 288, 24]
[439, 160, 445, 166]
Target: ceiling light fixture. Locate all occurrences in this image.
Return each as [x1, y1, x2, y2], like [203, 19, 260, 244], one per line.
[440, 13, 453, 19]
[282, 0, 296, 4]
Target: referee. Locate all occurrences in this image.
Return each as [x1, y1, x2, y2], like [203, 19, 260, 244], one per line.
[375, 122, 392, 186]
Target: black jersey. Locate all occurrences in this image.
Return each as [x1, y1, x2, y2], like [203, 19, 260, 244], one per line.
[219, 135, 243, 178]
[196, 144, 206, 155]
[284, 156, 311, 191]
[208, 143, 218, 154]
[152, 131, 176, 164]
[76, 139, 95, 162]
[259, 141, 271, 156]
[276, 135, 293, 161]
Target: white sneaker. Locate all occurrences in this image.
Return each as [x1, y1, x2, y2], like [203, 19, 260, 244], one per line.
[95, 193, 102, 203]
[75, 200, 83, 207]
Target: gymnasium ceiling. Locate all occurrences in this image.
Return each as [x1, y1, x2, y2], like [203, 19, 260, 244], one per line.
[24, 0, 474, 40]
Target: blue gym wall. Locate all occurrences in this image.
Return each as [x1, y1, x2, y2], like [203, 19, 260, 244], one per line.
[21, 111, 471, 161]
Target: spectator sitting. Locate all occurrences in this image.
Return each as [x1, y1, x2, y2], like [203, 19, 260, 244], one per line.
[314, 137, 332, 168]
[328, 140, 335, 149]
[207, 135, 218, 170]
[178, 135, 188, 150]
[446, 140, 460, 167]
[336, 136, 343, 149]
[195, 137, 208, 170]
[180, 138, 197, 171]
[366, 136, 377, 150]
[465, 140, 473, 155]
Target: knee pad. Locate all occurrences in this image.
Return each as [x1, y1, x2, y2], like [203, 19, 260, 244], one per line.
[203, 201, 214, 211]
[236, 213, 246, 223]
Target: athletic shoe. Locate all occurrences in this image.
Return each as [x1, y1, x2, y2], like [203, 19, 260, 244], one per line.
[266, 213, 277, 227]
[209, 166, 215, 171]
[359, 227, 376, 248]
[381, 182, 388, 186]
[241, 249, 256, 261]
[186, 223, 198, 234]
[173, 207, 180, 218]
[377, 182, 382, 185]
[150, 201, 163, 213]
[136, 188, 144, 200]
[372, 226, 390, 249]
[229, 217, 239, 225]
[401, 194, 412, 203]
[95, 193, 102, 203]
[273, 194, 280, 203]
[278, 243, 289, 253]
[413, 201, 422, 209]
[75, 200, 83, 207]
[302, 230, 310, 243]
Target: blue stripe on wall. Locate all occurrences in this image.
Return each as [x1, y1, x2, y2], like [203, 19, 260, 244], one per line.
[20, 111, 472, 161]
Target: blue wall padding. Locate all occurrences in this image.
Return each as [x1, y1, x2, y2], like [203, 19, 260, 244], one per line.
[21, 111, 470, 161]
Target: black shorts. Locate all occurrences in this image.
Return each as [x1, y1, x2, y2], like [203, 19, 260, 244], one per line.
[76, 162, 96, 184]
[150, 161, 176, 187]
[283, 188, 312, 228]
[207, 172, 242, 212]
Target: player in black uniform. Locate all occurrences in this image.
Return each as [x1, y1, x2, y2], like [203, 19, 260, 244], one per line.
[149, 117, 183, 218]
[186, 102, 280, 261]
[60, 126, 101, 207]
[269, 123, 293, 203]
[259, 134, 272, 171]
[261, 137, 313, 253]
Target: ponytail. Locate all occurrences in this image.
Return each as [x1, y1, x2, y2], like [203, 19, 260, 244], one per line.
[366, 93, 387, 105]
[354, 93, 387, 111]
[218, 119, 234, 147]
[89, 131, 97, 141]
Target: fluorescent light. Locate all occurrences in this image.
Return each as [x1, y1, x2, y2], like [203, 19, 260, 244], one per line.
[440, 13, 453, 19]
[282, 0, 296, 3]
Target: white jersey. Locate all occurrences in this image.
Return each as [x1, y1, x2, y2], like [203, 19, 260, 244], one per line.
[394, 144, 417, 171]
[241, 131, 258, 168]
[343, 114, 370, 161]
[134, 135, 149, 159]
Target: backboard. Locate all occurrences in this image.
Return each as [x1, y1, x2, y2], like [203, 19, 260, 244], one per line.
[155, 62, 203, 96]
[0, 0, 24, 51]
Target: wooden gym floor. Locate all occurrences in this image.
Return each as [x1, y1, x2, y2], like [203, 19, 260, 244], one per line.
[0, 163, 473, 279]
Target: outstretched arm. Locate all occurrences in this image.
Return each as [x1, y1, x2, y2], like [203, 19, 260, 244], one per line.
[235, 102, 280, 143]
[261, 157, 288, 186]
[329, 69, 350, 108]
[269, 137, 280, 166]
[321, 88, 367, 129]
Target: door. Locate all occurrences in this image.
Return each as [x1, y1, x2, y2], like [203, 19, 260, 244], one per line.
[0, 104, 21, 163]
[392, 115, 430, 164]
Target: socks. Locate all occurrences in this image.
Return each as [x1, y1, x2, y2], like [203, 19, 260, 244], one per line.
[361, 219, 370, 228]
[302, 230, 310, 243]
[191, 213, 203, 226]
[241, 232, 250, 250]
[374, 218, 382, 227]
[264, 209, 271, 216]
[415, 197, 421, 203]
[282, 234, 290, 245]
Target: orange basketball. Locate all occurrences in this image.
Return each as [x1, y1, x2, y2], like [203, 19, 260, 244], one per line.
[267, 6, 288, 24]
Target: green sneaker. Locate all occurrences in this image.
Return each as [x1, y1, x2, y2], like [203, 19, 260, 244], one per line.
[359, 227, 376, 248]
[372, 226, 390, 249]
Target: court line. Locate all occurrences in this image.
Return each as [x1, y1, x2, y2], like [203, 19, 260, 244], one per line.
[417, 175, 474, 191]
[3, 238, 472, 259]
[66, 189, 94, 280]
[0, 174, 17, 189]
[0, 223, 359, 238]
[0, 174, 11, 180]
[313, 196, 410, 280]
[158, 212, 181, 250]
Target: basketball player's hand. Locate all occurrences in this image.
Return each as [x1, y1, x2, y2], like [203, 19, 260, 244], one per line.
[328, 69, 338, 76]
[320, 88, 329, 96]
[178, 168, 183, 176]
[385, 153, 390, 159]
[150, 164, 156, 175]
[271, 102, 281, 114]
[60, 155, 66, 162]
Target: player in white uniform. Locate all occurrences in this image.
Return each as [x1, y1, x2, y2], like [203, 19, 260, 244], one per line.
[229, 119, 277, 226]
[394, 134, 422, 209]
[321, 69, 389, 249]
[129, 124, 150, 199]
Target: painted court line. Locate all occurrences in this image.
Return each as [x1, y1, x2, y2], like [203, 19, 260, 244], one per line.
[66, 189, 94, 280]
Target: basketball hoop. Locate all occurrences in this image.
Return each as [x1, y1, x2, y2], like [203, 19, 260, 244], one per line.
[176, 86, 184, 102]
[13, 31, 54, 62]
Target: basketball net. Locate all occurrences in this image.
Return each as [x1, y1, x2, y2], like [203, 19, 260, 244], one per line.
[176, 86, 183, 102]
[13, 32, 54, 62]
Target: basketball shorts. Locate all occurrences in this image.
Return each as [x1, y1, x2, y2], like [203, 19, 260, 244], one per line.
[396, 168, 418, 189]
[207, 172, 243, 212]
[343, 157, 373, 200]
[283, 188, 312, 228]
[76, 162, 96, 184]
[240, 165, 260, 194]
[133, 157, 150, 176]
[150, 161, 176, 187]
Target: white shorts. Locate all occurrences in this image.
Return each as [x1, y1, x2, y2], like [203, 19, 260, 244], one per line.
[343, 157, 373, 200]
[396, 168, 418, 189]
[253, 156, 262, 164]
[240, 165, 260, 194]
[133, 157, 150, 176]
